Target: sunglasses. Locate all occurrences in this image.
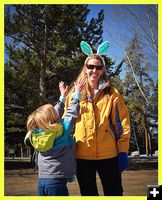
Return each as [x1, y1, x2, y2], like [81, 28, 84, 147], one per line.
[86, 64, 103, 70]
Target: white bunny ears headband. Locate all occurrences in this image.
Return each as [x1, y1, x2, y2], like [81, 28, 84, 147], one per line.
[80, 41, 110, 66]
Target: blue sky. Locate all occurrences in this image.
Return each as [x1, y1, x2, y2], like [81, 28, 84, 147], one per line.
[5, 4, 158, 82]
[88, 5, 131, 61]
[88, 4, 158, 82]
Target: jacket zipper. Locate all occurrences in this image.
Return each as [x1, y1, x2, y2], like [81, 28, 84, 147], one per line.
[92, 100, 97, 159]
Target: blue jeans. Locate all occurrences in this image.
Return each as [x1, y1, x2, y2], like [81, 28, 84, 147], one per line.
[38, 178, 69, 196]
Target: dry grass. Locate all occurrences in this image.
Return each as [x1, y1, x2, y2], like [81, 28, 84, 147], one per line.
[4, 159, 158, 196]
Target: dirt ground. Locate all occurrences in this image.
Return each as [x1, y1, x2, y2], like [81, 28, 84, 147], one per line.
[4, 158, 158, 196]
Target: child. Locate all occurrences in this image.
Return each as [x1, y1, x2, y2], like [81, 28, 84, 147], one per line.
[24, 79, 85, 196]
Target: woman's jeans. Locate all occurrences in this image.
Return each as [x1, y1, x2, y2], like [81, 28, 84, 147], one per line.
[76, 157, 123, 196]
[38, 178, 69, 196]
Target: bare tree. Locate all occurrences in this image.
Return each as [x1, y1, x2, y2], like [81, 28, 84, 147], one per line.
[104, 5, 158, 71]
[104, 5, 158, 155]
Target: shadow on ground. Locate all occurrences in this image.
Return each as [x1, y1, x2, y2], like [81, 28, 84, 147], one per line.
[5, 158, 158, 170]
[5, 160, 34, 170]
[128, 160, 158, 170]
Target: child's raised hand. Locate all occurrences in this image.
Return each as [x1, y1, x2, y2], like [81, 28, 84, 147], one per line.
[59, 81, 68, 97]
[74, 78, 86, 93]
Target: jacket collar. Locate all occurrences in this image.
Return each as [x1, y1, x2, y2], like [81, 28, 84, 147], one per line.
[98, 80, 110, 91]
[86, 80, 110, 102]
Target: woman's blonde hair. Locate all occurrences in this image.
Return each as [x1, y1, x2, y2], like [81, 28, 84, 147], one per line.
[27, 104, 59, 132]
[70, 54, 108, 99]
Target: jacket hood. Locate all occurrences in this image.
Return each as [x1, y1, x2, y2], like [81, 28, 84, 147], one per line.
[31, 124, 63, 152]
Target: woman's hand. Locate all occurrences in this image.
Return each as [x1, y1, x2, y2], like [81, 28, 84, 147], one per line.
[74, 78, 86, 93]
[59, 81, 68, 97]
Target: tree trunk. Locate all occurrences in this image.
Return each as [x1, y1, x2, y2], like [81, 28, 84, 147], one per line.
[39, 22, 47, 101]
[39, 61, 46, 100]
[144, 114, 152, 156]
[144, 126, 149, 156]
[132, 120, 140, 154]
[20, 145, 23, 158]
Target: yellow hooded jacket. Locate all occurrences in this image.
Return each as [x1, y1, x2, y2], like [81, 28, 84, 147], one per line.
[66, 83, 130, 160]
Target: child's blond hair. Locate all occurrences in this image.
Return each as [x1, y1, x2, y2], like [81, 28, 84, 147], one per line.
[27, 104, 59, 132]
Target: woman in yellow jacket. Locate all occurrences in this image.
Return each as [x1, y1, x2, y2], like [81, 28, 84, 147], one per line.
[66, 41, 131, 196]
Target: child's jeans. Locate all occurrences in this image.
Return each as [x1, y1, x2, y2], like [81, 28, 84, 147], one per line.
[38, 178, 69, 196]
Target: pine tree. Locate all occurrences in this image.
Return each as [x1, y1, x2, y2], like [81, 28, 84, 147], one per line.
[5, 5, 105, 148]
[5, 5, 104, 106]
